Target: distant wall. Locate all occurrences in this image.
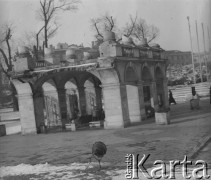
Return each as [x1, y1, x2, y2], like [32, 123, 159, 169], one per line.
[169, 82, 211, 103]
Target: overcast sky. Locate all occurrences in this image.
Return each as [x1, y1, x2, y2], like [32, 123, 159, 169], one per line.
[0, 0, 210, 52]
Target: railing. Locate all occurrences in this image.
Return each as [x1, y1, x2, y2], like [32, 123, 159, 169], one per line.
[36, 61, 46, 67]
[121, 47, 162, 59]
[122, 47, 134, 57]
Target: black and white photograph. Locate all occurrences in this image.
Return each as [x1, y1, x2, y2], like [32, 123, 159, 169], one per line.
[0, 0, 211, 179]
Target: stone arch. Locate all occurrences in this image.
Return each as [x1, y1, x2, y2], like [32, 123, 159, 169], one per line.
[124, 63, 138, 83]
[141, 64, 154, 112]
[155, 63, 165, 80]
[155, 65, 165, 108]
[91, 69, 130, 128]
[33, 74, 58, 93]
[142, 64, 153, 82]
[84, 77, 97, 116]
[65, 78, 78, 92]
[12, 80, 37, 135]
[65, 78, 80, 121]
[42, 79, 61, 129]
[124, 63, 141, 123]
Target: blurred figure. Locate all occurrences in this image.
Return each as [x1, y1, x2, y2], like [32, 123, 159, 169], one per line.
[190, 86, 200, 110]
[169, 90, 176, 105]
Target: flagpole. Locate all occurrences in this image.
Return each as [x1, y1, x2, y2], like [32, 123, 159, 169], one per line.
[187, 16, 196, 84]
[201, 23, 208, 81]
[208, 26, 211, 51]
[195, 20, 203, 82]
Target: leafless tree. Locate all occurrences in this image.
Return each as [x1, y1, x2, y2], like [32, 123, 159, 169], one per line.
[90, 13, 116, 42]
[90, 13, 159, 44]
[132, 18, 159, 43]
[37, 0, 81, 48]
[122, 14, 137, 38]
[0, 24, 14, 79]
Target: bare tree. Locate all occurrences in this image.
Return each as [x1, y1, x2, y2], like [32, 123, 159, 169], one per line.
[122, 14, 137, 38]
[0, 24, 14, 78]
[90, 14, 159, 44]
[90, 13, 116, 42]
[37, 0, 81, 48]
[132, 18, 159, 43]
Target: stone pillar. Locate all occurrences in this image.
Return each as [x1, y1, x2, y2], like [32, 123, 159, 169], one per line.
[137, 82, 147, 120]
[15, 83, 37, 135]
[57, 88, 67, 129]
[95, 85, 102, 110]
[150, 81, 158, 110]
[78, 86, 87, 115]
[163, 78, 169, 108]
[120, 84, 130, 126]
[126, 84, 141, 123]
[102, 83, 130, 129]
[33, 91, 45, 129]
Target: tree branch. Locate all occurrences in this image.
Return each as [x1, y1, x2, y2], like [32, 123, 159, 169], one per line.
[94, 22, 103, 38]
[0, 48, 10, 69]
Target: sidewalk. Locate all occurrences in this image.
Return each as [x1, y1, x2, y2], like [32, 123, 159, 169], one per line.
[0, 99, 211, 179]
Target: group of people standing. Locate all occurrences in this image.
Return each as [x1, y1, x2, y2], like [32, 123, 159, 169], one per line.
[168, 86, 202, 108]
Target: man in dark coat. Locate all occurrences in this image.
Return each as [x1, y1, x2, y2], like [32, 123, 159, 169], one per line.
[169, 90, 176, 105]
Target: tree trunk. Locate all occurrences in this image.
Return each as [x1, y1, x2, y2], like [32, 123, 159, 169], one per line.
[44, 26, 48, 48]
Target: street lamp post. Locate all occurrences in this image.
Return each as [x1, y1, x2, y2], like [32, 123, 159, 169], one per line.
[187, 16, 196, 84]
[201, 23, 208, 81]
[195, 20, 203, 82]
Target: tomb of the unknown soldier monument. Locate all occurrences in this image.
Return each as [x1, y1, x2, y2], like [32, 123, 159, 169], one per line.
[10, 31, 169, 135]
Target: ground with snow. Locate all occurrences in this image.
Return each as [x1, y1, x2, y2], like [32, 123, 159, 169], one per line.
[0, 163, 210, 180]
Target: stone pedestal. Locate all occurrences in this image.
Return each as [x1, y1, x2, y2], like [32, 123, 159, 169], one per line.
[155, 112, 170, 125]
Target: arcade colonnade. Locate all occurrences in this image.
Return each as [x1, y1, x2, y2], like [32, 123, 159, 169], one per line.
[12, 62, 168, 135]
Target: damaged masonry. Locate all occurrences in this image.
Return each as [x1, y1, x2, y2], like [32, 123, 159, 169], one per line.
[11, 31, 169, 135]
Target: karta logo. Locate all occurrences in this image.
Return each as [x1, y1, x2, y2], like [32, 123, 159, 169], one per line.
[125, 154, 210, 179]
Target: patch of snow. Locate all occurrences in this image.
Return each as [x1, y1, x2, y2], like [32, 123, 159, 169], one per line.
[0, 162, 90, 177]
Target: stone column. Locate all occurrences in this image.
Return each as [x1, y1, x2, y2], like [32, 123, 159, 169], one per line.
[126, 84, 141, 123]
[120, 84, 130, 126]
[102, 83, 130, 129]
[33, 91, 45, 129]
[137, 81, 147, 120]
[78, 86, 87, 115]
[150, 81, 158, 110]
[95, 85, 102, 110]
[18, 91, 37, 135]
[57, 88, 67, 129]
[163, 78, 169, 108]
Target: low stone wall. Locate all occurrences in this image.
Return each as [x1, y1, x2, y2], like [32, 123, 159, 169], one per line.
[0, 121, 21, 135]
[0, 109, 21, 135]
[169, 82, 211, 103]
[0, 110, 20, 121]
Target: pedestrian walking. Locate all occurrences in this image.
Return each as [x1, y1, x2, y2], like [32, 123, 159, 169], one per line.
[169, 90, 176, 105]
[190, 86, 200, 110]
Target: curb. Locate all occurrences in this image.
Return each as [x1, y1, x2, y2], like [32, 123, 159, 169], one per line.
[171, 112, 211, 122]
[188, 134, 211, 159]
